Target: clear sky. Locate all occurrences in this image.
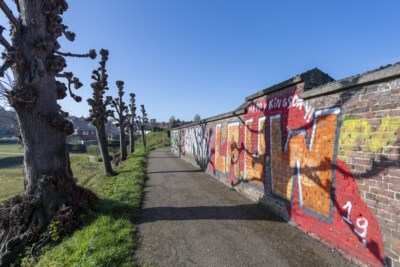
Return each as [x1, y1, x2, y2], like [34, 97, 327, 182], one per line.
[1, 1, 400, 122]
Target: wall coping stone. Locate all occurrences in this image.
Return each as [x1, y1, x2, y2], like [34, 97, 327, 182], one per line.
[245, 68, 334, 101]
[301, 62, 400, 99]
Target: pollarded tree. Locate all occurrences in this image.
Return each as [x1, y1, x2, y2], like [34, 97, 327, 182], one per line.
[127, 93, 136, 153]
[87, 49, 114, 175]
[0, 1, 97, 265]
[109, 80, 128, 161]
[136, 104, 148, 147]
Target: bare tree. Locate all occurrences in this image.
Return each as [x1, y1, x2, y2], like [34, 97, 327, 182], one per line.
[127, 93, 136, 153]
[87, 49, 114, 175]
[136, 104, 148, 147]
[0, 1, 97, 265]
[109, 80, 128, 161]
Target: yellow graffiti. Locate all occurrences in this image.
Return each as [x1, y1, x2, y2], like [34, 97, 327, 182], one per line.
[339, 117, 400, 154]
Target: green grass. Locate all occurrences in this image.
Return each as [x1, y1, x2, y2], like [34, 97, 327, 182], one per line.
[0, 155, 24, 202]
[137, 130, 171, 150]
[0, 143, 24, 153]
[0, 131, 169, 265]
[0, 155, 103, 202]
[36, 148, 148, 267]
[70, 156, 103, 188]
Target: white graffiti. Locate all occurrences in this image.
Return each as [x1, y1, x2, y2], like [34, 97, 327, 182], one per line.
[342, 201, 368, 247]
[183, 126, 208, 163]
[248, 101, 267, 113]
[171, 130, 179, 154]
[268, 95, 314, 123]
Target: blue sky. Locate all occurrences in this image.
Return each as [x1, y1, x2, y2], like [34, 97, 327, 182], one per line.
[1, 1, 400, 122]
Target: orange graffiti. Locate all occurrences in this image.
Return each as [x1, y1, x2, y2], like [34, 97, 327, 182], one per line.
[245, 118, 266, 187]
[215, 122, 240, 176]
[270, 109, 339, 218]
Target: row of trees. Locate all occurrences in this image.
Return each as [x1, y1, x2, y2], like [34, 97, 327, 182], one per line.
[0, 0, 146, 265]
[86, 49, 148, 176]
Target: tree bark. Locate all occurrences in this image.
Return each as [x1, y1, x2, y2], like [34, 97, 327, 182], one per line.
[129, 126, 135, 153]
[96, 123, 113, 175]
[0, 1, 97, 265]
[119, 124, 127, 160]
[141, 126, 146, 147]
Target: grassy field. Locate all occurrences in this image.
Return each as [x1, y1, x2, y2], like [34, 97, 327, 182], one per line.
[0, 155, 103, 202]
[0, 143, 24, 153]
[0, 155, 24, 202]
[0, 131, 169, 201]
[0, 131, 169, 265]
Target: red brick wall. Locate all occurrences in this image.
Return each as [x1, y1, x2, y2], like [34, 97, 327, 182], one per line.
[171, 68, 400, 267]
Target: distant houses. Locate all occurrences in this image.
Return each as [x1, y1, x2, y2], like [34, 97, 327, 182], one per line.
[0, 109, 18, 135]
[67, 116, 119, 144]
[0, 111, 175, 144]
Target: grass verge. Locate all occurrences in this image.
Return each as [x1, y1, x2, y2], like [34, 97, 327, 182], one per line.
[34, 148, 148, 266]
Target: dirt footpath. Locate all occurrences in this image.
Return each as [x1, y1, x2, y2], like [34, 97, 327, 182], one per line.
[134, 148, 357, 267]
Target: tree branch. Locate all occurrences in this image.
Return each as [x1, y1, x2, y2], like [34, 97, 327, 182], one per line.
[56, 72, 82, 102]
[0, 60, 11, 77]
[0, 26, 12, 51]
[0, 0, 20, 33]
[55, 49, 96, 59]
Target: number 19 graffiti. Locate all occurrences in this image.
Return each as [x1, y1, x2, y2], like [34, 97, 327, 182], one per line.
[342, 201, 368, 246]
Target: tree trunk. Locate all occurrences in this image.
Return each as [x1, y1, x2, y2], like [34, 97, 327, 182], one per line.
[96, 124, 113, 175]
[119, 125, 127, 160]
[141, 126, 146, 147]
[129, 126, 135, 153]
[0, 1, 97, 265]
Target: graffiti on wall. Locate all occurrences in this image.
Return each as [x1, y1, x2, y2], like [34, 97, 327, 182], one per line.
[270, 108, 340, 220]
[243, 117, 266, 188]
[339, 116, 400, 156]
[215, 122, 240, 183]
[243, 98, 268, 188]
[184, 126, 208, 163]
[172, 85, 387, 266]
[171, 130, 179, 154]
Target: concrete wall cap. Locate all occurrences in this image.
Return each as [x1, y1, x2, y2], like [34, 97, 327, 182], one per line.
[301, 62, 400, 99]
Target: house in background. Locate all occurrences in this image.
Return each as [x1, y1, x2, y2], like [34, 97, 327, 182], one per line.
[0, 109, 18, 135]
[67, 116, 122, 143]
[67, 116, 97, 144]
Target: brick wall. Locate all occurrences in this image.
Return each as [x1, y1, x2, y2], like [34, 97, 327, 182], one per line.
[171, 64, 400, 267]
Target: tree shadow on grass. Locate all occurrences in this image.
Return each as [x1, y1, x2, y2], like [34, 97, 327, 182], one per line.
[0, 156, 23, 168]
[82, 198, 140, 225]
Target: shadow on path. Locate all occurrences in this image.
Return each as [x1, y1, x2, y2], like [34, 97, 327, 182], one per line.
[147, 156, 179, 159]
[146, 169, 202, 174]
[139, 204, 284, 224]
